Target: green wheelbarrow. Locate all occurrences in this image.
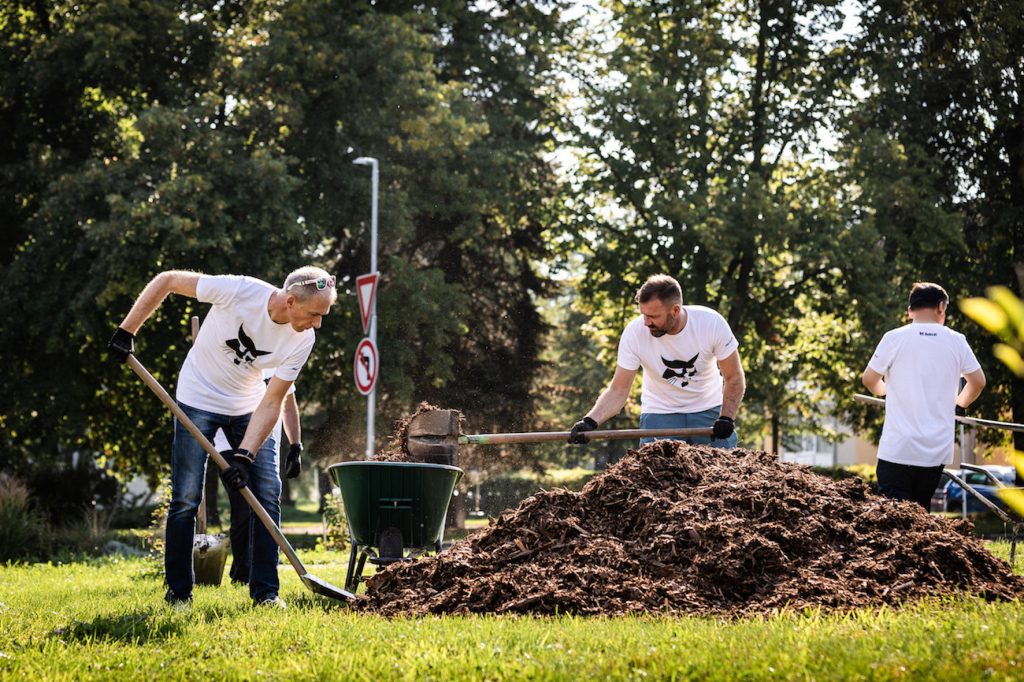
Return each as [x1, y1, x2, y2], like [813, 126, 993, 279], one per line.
[328, 461, 463, 592]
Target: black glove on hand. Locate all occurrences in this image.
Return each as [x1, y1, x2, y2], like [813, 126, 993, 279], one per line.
[569, 416, 598, 444]
[232, 448, 256, 466]
[220, 461, 248, 491]
[107, 327, 135, 362]
[955, 405, 967, 417]
[284, 443, 303, 479]
[712, 415, 735, 440]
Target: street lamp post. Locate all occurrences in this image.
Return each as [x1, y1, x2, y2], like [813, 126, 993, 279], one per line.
[353, 156, 378, 459]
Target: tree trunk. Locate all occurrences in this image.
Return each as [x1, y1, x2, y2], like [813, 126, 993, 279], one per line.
[771, 412, 780, 458]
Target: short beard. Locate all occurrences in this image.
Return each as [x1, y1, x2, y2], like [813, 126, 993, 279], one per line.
[647, 311, 678, 337]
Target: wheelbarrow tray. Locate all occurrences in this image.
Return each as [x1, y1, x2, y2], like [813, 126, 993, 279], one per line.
[328, 461, 463, 550]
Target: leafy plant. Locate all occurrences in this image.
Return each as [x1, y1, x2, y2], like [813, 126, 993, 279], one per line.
[960, 285, 1024, 515]
[0, 474, 49, 562]
[318, 491, 349, 553]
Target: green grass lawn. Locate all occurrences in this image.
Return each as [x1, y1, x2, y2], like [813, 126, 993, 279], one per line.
[1, 544, 1023, 680]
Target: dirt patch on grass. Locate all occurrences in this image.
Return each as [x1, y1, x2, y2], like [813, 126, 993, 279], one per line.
[357, 440, 1024, 616]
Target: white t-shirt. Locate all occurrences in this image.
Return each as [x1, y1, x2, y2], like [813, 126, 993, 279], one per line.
[617, 306, 739, 414]
[176, 275, 315, 415]
[212, 369, 295, 451]
[867, 322, 981, 466]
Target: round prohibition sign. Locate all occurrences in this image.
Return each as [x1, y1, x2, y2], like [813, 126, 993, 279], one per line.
[353, 338, 378, 396]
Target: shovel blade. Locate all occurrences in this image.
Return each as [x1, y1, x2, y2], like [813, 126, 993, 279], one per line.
[301, 573, 355, 602]
[405, 436, 459, 463]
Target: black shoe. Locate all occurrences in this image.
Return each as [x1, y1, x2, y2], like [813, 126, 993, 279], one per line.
[164, 589, 192, 612]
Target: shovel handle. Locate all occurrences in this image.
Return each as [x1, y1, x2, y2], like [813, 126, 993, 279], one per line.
[126, 355, 308, 578]
[460, 426, 715, 445]
[853, 393, 1024, 432]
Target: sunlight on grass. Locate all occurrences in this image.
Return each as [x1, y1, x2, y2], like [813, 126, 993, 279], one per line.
[2, 546, 1023, 680]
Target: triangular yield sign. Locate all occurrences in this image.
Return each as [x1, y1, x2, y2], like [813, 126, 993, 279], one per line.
[356, 272, 378, 335]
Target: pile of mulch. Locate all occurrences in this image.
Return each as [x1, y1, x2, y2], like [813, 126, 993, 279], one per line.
[356, 440, 1024, 616]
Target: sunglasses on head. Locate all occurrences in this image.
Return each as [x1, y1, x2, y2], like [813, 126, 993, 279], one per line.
[288, 275, 336, 290]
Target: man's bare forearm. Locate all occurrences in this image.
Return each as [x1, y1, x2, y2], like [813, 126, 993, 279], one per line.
[120, 271, 201, 333]
[587, 386, 630, 425]
[240, 399, 285, 454]
[720, 374, 745, 419]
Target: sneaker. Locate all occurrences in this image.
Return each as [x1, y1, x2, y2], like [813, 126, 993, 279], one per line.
[254, 596, 287, 609]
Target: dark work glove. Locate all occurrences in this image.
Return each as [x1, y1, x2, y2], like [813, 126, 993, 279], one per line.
[284, 443, 303, 479]
[569, 416, 598, 444]
[955, 405, 967, 417]
[219, 461, 248, 491]
[107, 327, 135, 362]
[232, 448, 256, 466]
[712, 415, 735, 440]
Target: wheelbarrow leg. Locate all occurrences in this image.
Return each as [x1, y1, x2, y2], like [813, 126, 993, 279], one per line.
[345, 542, 360, 592]
[351, 547, 373, 591]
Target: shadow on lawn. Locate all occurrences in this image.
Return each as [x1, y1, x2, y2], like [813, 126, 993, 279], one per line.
[51, 612, 185, 644]
[289, 593, 351, 612]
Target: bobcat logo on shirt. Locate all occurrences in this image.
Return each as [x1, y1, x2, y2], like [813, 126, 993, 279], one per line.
[225, 325, 271, 367]
[661, 354, 699, 387]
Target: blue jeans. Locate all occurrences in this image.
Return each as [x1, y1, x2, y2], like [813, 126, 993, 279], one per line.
[166, 403, 281, 602]
[639, 406, 738, 449]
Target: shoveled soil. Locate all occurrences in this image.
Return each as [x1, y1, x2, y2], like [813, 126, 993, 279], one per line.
[375, 402, 463, 462]
[356, 440, 1024, 616]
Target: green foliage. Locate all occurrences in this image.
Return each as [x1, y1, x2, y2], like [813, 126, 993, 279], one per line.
[960, 285, 1024, 516]
[559, 0, 915, 445]
[849, 0, 1024, 449]
[1, 1, 569, 482]
[317, 491, 348, 553]
[0, 475, 48, 563]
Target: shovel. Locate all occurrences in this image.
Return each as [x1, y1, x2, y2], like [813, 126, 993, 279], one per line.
[187, 316, 230, 586]
[127, 355, 353, 602]
[406, 409, 715, 460]
[192, 491, 230, 586]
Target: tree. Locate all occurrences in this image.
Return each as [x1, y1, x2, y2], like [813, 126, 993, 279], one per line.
[559, 0, 926, 446]
[849, 0, 1024, 448]
[0, 0, 571, 486]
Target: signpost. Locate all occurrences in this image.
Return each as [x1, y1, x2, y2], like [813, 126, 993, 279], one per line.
[353, 157, 379, 458]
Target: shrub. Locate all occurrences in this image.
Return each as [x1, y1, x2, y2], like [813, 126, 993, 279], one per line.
[0, 474, 49, 562]
[318, 492, 349, 552]
[24, 465, 120, 526]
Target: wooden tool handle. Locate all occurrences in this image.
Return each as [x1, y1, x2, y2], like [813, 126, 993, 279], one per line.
[127, 355, 308, 577]
[461, 426, 715, 445]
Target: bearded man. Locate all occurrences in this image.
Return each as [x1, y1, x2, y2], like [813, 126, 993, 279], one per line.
[568, 274, 745, 448]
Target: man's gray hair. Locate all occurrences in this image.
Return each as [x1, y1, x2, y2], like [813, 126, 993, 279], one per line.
[284, 266, 337, 303]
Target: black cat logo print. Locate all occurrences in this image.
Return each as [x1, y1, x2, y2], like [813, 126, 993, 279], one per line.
[225, 325, 272, 366]
[661, 353, 699, 386]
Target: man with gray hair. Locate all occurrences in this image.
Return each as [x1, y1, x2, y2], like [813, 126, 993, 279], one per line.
[568, 274, 746, 449]
[108, 267, 336, 608]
